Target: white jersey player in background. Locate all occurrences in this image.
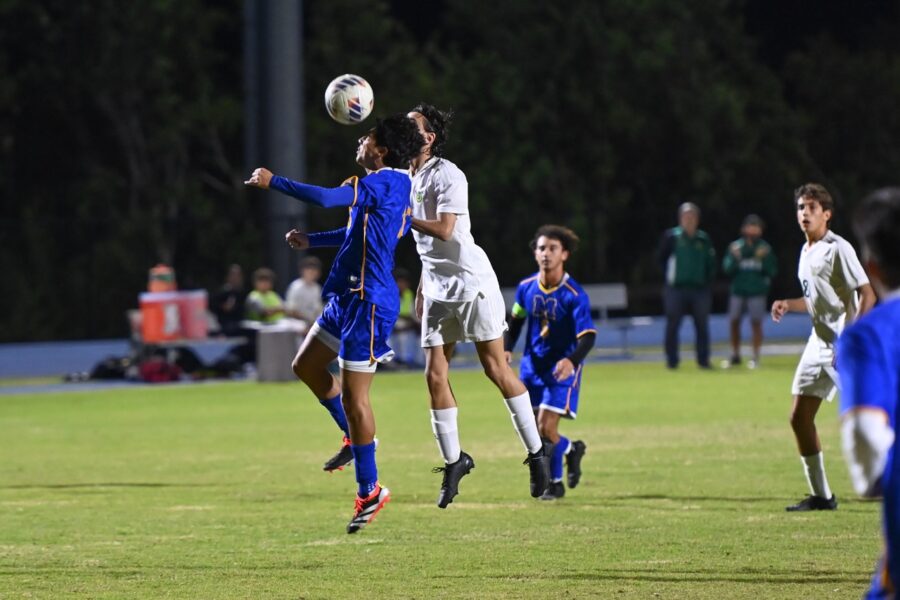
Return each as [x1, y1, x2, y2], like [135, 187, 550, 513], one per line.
[771, 182, 876, 511]
[406, 103, 551, 508]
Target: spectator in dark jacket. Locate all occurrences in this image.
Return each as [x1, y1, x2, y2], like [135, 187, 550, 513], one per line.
[656, 203, 716, 369]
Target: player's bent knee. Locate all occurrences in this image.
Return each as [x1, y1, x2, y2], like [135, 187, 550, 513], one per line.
[425, 368, 448, 393]
[291, 356, 305, 380]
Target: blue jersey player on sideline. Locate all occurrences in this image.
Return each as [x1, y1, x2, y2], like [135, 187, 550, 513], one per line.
[837, 188, 900, 599]
[244, 114, 423, 534]
[504, 225, 597, 500]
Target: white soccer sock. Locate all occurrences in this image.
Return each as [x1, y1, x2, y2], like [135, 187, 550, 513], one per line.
[504, 392, 542, 454]
[801, 452, 833, 499]
[430, 407, 461, 464]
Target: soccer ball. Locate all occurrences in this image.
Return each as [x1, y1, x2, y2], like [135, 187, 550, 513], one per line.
[324, 74, 374, 125]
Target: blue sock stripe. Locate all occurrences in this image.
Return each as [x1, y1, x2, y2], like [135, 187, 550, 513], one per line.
[552, 436, 570, 481]
[319, 394, 349, 437]
[351, 442, 378, 497]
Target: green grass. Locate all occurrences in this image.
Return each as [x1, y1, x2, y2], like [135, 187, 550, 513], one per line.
[0, 356, 881, 599]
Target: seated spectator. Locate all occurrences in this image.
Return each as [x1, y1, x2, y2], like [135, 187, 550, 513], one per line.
[211, 264, 247, 337]
[285, 256, 324, 324]
[245, 267, 286, 324]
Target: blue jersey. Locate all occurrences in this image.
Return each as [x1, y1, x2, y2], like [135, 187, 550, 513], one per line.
[838, 297, 900, 596]
[512, 273, 597, 384]
[271, 168, 412, 314]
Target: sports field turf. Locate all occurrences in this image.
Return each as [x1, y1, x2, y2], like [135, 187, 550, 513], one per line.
[0, 356, 881, 599]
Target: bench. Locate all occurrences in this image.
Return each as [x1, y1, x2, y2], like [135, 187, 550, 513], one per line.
[501, 282, 651, 356]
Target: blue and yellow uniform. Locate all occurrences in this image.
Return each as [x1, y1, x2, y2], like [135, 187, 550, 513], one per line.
[838, 297, 900, 599]
[270, 168, 412, 371]
[511, 273, 597, 417]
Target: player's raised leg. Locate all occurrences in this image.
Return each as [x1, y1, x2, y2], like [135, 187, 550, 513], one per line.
[475, 337, 550, 497]
[342, 367, 390, 533]
[291, 325, 352, 472]
[425, 342, 475, 508]
[787, 394, 836, 511]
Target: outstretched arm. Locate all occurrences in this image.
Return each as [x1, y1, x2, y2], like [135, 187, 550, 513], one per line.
[245, 168, 355, 208]
[285, 227, 345, 251]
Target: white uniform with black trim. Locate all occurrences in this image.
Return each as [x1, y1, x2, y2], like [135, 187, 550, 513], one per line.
[791, 230, 869, 400]
[411, 156, 506, 347]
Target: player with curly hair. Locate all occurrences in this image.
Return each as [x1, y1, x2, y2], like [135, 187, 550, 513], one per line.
[245, 113, 423, 533]
[505, 225, 596, 500]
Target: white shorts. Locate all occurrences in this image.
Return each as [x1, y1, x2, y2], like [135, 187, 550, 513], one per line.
[791, 333, 839, 401]
[421, 288, 508, 348]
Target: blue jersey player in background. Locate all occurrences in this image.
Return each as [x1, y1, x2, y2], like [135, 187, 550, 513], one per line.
[838, 187, 900, 599]
[505, 225, 597, 500]
[245, 114, 422, 534]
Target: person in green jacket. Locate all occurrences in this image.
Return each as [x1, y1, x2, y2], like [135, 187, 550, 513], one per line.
[656, 202, 717, 369]
[722, 215, 777, 369]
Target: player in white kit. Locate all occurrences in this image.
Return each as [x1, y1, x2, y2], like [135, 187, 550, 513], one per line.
[771, 183, 876, 511]
[407, 104, 551, 507]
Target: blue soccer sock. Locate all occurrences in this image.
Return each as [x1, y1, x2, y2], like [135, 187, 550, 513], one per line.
[551, 436, 571, 482]
[351, 441, 378, 497]
[319, 394, 349, 438]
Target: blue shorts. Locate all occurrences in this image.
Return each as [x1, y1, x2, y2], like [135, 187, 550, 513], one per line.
[521, 364, 583, 419]
[311, 293, 398, 373]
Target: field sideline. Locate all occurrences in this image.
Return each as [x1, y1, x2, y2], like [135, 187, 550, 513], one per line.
[0, 357, 881, 599]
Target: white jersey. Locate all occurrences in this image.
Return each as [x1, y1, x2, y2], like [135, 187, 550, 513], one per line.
[411, 156, 500, 302]
[797, 230, 869, 345]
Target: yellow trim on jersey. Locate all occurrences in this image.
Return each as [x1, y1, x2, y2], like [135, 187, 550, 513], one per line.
[577, 328, 598, 338]
[341, 175, 360, 207]
[350, 209, 370, 300]
[519, 274, 540, 286]
[397, 206, 412, 238]
[538, 273, 572, 295]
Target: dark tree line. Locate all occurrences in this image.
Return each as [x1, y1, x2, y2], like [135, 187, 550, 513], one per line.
[2, 0, 899, 342]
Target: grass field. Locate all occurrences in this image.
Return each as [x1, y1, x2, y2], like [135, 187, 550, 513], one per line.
[0, 356, 882, 599]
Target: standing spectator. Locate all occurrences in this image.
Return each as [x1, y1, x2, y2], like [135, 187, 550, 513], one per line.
[245, 267, 285, 324]
[656, 202, 717, 369]
[211, 264, 246, 337]
[285, 256, 324, 325]
[722, 214, 778, 369]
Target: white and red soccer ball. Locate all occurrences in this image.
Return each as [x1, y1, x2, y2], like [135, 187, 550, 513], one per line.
[324, 74, 374, 125]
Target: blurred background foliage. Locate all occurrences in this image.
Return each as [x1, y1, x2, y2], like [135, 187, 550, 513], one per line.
[1, 0, 899, 341]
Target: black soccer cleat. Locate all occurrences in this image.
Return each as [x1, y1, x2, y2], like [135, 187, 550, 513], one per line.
[433, 451, 475, 509]
[566, 440, 586, 489]
[323, 436, 353, 472]
[540, 481, 566, 501]
[785, 494, 838, 512]
[524, 448, 551, 498]
[346, 484, 391, 534]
